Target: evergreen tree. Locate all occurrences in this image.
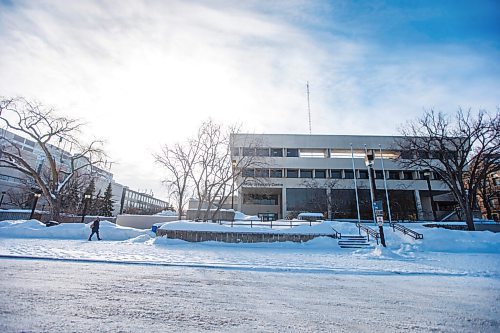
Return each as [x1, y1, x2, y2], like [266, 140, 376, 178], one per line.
[91, 189, 103, 216]
[102, 182, 115, 217]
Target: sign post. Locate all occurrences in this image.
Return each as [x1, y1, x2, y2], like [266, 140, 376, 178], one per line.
[373, 204, 387, 247]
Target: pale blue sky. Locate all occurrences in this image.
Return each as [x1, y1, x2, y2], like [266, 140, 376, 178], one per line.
[0, 0, 498, 198]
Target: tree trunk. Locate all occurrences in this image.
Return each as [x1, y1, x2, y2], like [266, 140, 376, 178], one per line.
[49, 200, 61, 222]
[464, 206, 475, 231]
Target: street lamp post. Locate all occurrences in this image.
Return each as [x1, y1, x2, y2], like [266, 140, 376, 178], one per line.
[81, 192, 92, 223]
[423, 169, 438, 221]
[231, 160, 236, 210]
[29, 191, 42, 220]
[365, 149, 386, 247]
[0, 191, 6, 209]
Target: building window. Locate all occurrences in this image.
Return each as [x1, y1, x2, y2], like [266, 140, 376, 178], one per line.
[375, 170, 384, 179]
[358, 170, 369, 179]
[286, 148, 299, 157]
[331, 169, 342, 179]
[242, 168, 255, 177]
[242, 148, 255, 156]
[231, 147, 240, 156]
[300, 169, 313, 178]
[255, 168, 269, 178]
[287, 169, 299, 178]
[331, 149, 365, 159]
[344, 170, 354, 179]
[400, 150, 414, 159]
[299, 149, 327, 158]
[388, 171, 400, 180]
[315, 169, 326, 179]
[271, 148, 283, 157]
[243, 193, 279, 205]
[402, 171, 413, 180]
[286, 188, 327, 212]
[270, 169, 283, 178]
[256, 148, 270, 157]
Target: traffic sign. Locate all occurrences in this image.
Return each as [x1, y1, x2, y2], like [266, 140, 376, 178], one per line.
[376, 215, 384, 226]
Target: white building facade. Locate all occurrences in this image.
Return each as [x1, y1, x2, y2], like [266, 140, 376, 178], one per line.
[231, 133, 456, 221]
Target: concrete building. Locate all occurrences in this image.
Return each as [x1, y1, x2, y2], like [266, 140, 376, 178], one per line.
[231, 133, 457, 221]
[0, 129, 166, 216]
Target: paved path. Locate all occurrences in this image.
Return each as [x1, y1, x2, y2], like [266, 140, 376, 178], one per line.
[0, 258, 499, 332]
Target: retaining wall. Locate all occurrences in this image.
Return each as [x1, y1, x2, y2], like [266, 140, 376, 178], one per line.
[156, 229, 334, 243]
[116, 214, 178, 229]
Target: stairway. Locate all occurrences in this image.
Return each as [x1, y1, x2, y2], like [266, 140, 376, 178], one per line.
[338, 235, 372, 249]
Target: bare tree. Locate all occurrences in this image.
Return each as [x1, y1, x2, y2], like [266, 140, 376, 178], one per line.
[396, 109, 499, 230]
[155, 120, 266, 221]
[0, 97, 107, 221]
[190, 121, 266, 220]
[154, 142, 199, 220]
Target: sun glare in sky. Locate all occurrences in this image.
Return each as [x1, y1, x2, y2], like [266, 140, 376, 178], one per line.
[1, 0, 498, 199]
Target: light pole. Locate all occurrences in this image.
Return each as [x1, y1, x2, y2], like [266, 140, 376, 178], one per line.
[29, 190, 42, 220]
[231, 160, 236, 210]
[81, 192, 92, 223]
[0, 191, 6, 209]
[365, 149, 386, 247]
[423, 169, 438, 221]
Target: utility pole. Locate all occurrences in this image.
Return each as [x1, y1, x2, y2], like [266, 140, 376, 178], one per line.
[306, 82, 312, 134]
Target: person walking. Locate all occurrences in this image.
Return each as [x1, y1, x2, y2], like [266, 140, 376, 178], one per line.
[88, 217, 101, 241]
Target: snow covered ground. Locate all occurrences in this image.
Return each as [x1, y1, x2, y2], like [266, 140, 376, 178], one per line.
[0, 219, 499, 332]
[1, 258, 499, 333]
[0, 219, 498, 278]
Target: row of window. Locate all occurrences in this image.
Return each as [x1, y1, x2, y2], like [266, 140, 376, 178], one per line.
[232, 147, 454, 160]
[241, 168, 442, 180]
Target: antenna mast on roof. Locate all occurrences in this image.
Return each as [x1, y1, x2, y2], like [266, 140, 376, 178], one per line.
[306, 81, 312, 134]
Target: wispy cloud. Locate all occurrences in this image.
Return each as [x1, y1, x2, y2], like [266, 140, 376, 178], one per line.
[0, 0, 498, 197]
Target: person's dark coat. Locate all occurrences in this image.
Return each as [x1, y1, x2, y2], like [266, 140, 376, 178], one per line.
[88, 218, 101, 241]
[91, 220, 100, 232]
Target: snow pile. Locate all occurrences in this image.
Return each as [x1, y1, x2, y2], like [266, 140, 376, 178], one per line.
[155, 210, 177, 216]
[234, 211, 259, 220]
[380, 223, 500, 254]
[0, 219, 148, 241]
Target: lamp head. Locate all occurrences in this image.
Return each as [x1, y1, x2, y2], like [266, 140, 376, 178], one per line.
[364, 151, 374, 166]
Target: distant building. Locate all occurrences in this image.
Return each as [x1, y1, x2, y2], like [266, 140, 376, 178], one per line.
[0, 129, 166, 216]
[231, 133, 457, 221]
[118, 187, 169, 215]
[476, 167, 500, 221]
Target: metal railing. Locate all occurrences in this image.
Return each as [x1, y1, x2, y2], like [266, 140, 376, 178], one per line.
[331, 226, 342, 239]
[221, 219, 323, 229]
[356, 222, 380, 245]
[390, 222, 423, 240]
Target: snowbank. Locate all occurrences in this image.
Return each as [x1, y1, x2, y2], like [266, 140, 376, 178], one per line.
[234, 211, 259, 220]
[155, 210, 177, 217]
[0, 219, 149, 241]
[0, 218, 498, 255]
[379, 223, 500, 254]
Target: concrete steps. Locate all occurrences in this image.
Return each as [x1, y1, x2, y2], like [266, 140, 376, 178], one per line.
[338, 235, 372, 249]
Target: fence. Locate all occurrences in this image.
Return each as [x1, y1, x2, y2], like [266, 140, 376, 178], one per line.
[221, 219, 323, 229]
[0, 210, 116, 224]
